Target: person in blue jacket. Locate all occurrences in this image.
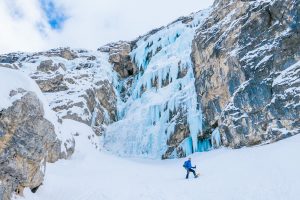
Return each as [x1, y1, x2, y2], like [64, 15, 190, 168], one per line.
[183, 157, 197, 179]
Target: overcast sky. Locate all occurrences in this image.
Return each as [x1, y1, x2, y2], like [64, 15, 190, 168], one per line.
[0, 0, 214, 54]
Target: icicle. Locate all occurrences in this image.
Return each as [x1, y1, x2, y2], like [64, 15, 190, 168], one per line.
[91, 108, 98, 127]
[197, 139, 212, 152]
[178, 137, 193, 156]
[211, 128, 221, 148]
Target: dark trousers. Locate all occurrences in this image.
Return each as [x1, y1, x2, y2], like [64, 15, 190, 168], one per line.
[186, 168, 196, 179]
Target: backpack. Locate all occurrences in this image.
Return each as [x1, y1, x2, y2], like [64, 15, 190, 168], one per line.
[183, 161, 188, 169]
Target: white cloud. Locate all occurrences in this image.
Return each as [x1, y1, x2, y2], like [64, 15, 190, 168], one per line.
[0, 0, 214, 54]
[0, 0, 54, 54]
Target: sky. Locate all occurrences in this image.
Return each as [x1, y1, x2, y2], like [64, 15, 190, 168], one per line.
[0, 0, 214, 54]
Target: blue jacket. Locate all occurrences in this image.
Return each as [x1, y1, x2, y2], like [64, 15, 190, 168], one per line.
[183, 160, 192, 169]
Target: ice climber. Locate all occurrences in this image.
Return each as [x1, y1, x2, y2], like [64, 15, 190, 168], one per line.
[183, 157, 198, 179]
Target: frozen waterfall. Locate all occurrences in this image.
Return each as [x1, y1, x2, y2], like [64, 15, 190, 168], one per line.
[104, 8, 220, 158]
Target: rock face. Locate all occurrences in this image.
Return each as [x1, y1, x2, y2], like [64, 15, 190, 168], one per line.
[98, 41, 139, 101]
[0, 48, 118, 136]
[37, 60, 66, 73]
[192, 0, 300, 148]
[0, 90, 72, 200]
[98, 41, 138, 79]
[34, 74, 68, 93]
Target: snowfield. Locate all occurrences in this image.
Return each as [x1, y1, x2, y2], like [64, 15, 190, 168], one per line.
[16, 120, 300, 200]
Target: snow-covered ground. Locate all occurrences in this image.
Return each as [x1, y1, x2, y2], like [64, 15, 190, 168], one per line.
[16, 120, 300, 200]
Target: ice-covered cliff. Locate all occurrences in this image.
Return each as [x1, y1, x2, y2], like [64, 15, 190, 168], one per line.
[102, 9, 221, 159]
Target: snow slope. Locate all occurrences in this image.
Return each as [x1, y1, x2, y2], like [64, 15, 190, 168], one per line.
[16, 120, 300, 200]
[0, 67, 55, 121]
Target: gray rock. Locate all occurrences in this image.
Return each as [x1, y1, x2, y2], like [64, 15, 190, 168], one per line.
[0, 53, 21, 64]
[34, 74, 68, 92]
[37, 60, 66, 72]
[0, 90, 70, 200]
[99, 41, 138, 78]
[192, 0, 300, 148]
[95, 80, 117, 121]
[40, 48, 78, 60]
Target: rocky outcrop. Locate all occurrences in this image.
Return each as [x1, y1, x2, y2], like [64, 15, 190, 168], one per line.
[0, 90, 73, 200]
[38, 47, 78, 60]
[34, 74, 68, 92]
[95, 80, 117, 121]
[37, 60, 66, 73]
[192, 0, 300, 148]
[99, 41, 138, 78]
[98, 41, 141, 102]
